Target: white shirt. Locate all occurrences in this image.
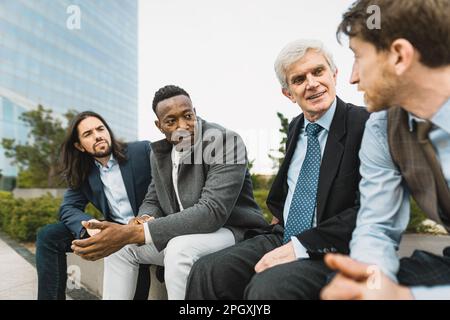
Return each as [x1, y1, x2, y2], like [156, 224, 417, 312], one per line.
[171, 146, 186, 211]
[143, 145, 188, 244]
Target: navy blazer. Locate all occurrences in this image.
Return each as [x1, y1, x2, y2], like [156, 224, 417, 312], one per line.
[59, 141, 152, 239]
[267, 97, 369, 256]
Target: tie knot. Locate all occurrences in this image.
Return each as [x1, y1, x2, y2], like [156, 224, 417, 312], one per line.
[306, 123, 323, 137]
[416, 120, 432, 143]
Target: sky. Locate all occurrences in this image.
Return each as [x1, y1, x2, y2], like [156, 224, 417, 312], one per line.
[138, 0, 364, 174]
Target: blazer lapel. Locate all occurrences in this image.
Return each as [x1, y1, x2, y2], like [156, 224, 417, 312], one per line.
[151, 139, 179, 212]
[119, 148, 138, 214]
[316, 98, 346, 222]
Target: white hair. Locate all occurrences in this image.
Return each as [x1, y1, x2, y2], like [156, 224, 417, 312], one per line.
[274, 39, 337, 89]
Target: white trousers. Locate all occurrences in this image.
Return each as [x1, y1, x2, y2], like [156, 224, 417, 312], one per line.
[102, 227, 235, 300]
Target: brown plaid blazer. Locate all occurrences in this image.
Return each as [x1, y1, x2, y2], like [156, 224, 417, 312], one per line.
[387, 107, 449, 230]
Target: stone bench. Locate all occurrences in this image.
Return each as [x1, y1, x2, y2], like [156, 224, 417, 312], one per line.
[66, 234, 450, 299]
[67, 253, 167, 299]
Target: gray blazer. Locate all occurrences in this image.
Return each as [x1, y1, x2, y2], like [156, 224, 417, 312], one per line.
[139, 118, 268, 251]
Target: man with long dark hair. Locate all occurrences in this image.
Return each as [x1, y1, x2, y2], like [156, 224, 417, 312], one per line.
[36, 111, 152, 300]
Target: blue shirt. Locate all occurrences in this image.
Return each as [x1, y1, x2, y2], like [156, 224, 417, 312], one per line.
[284, 99, 337, 258]
[350, 98, 450, 300]
[95, 155, 135, 225]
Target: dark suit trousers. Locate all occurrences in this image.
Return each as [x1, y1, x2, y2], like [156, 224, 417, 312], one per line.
[185, 232, 333, 300]
[36, 222, 150, 300]
[398, 249, 450, 287]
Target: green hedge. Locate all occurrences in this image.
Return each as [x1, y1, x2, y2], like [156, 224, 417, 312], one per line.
[0, 192, 16, 231]
[407, 198, 432, 233]
[253, 189, 272, 223]
[0, 192, 60, 241]
[0, 192, 103, 242]
[251, 175, 275, 191]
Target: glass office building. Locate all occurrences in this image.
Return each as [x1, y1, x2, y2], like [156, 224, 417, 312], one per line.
[0, 0, 138, 185]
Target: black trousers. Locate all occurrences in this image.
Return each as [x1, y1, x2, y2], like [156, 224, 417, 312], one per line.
[185, 232, 332, 300]
[186, 231, 450, 300]
[398, 249, 450, 287]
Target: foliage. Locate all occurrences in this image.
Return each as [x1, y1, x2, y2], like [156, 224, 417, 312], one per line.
[1, 105, 77, 188]
[253, 189, 272, 223]
[251, 174, 275, 191]
[0, 192, 103, 242]
[0, 191, 16, 230]
[268, 112, 290, 170]
[407, 198, 434, 233]
[0, 192, 59, 241]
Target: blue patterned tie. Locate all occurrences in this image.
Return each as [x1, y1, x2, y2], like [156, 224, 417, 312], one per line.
[283, 122, 323, 244]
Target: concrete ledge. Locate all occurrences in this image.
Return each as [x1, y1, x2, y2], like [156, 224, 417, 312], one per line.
[2, 230, 449, 300]
[12, 188, 66, 199]
[398, 233, 450, 257]
[67, 253, 168, 299]
[66, 253, 103, 298]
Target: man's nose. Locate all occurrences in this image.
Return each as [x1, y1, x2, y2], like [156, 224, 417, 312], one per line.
[306, 74, 319, 89]
[350, 63, 359, 85]
[178, 119, 190, 130]
[94, 131, 103, 140]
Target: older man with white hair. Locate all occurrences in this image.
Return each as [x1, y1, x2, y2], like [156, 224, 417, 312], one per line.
[185, 39, 369, 300]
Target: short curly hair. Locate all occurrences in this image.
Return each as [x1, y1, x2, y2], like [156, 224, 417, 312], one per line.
[152, 85, 191, 114]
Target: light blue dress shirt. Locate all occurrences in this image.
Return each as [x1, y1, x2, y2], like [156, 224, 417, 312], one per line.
[284, 99, 337, 258]
[95, 155, 135, 225]
[350, 98, 450, 300]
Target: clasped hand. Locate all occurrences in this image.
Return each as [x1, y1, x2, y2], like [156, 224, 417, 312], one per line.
[71, 215, 153, 261]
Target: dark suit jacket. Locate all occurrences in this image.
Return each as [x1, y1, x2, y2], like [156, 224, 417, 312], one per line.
[59, 141, 152, 239]
[267, 97, 369, 256]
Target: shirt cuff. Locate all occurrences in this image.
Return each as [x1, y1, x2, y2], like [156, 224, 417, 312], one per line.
[143, 222, 153, 245]
[291, 236, 309, 259]
[411, 285, 450, 300]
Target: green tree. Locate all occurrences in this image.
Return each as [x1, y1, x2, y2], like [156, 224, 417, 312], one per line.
[269, 112, 290, 170]
[1, 105, 76, 188]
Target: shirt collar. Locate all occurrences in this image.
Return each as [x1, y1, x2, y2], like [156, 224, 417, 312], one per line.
[407, 97, 450, 134]
[95, 154, 116, 170]
[303, 98, 337, 132]
[431, 97, 450, 135]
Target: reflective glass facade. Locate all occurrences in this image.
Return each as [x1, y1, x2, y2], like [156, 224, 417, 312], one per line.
[0, 0, 138, 178]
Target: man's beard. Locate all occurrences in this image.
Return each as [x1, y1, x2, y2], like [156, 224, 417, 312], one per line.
[89, 141, 112, 158]
[364, 65, 399, 113]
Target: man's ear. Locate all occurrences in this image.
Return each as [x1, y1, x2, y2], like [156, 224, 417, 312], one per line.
[155, 120, 163, 133]
[333, 67, 339, 84]
[282, 88, 296, 103]
[74, 142, 85, 152]
[390, 39, 415, 76]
